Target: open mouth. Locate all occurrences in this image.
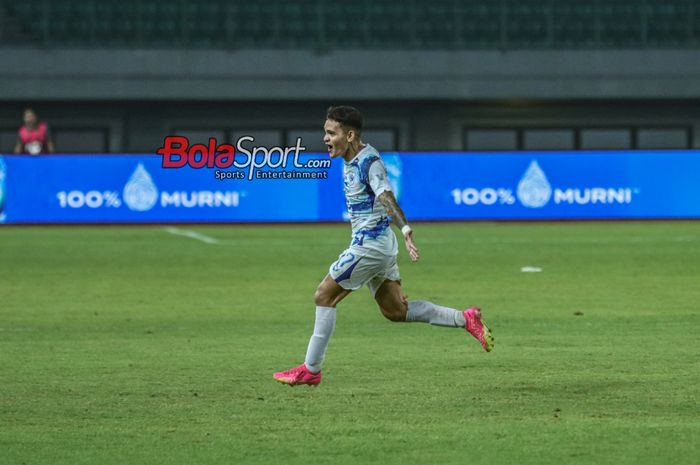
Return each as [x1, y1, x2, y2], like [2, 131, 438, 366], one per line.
[326, 144, 333, 153]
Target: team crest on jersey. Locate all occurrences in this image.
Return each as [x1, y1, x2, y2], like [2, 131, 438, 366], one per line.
[344, 171, 357, 187]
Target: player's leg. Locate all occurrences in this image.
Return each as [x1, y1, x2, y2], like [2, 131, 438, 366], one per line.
[273, 275, 349, 386]
[274, 250, 362, 386]
[372, 279, 408, 321]
[367, 255, 462, 326]
[372, 278, 494, 352]
[374, 279, 464, 326]
[314, 273, 352, 308]
[302, 249, 366, 374]
[304, 275, 351, 372]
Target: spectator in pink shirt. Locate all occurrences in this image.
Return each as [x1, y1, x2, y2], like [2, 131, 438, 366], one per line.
[14, 108, 55, 155]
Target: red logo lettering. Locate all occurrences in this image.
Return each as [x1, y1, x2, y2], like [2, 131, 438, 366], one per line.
[158, 136, 236, 169]
[158, 136, 189, 168]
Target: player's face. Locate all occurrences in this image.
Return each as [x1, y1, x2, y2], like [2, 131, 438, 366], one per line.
[23, 110, 37, 127]
[324, 119, 350, 158]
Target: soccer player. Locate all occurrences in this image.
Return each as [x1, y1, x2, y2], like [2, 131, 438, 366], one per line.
[274, 106, 494, 386]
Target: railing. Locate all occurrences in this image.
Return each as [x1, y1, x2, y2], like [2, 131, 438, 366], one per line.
[1, 0, 700, 50]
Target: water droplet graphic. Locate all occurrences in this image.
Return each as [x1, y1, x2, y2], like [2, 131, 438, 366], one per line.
[517, 161, 552, 208]
[123, 164, 158, 212]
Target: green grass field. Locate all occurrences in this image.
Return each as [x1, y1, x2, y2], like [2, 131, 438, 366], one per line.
[1, 222, 699, 465]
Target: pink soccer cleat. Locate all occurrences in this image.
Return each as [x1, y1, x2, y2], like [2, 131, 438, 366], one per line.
[464, 307, 494, 352]
[273, 363, 322, 386]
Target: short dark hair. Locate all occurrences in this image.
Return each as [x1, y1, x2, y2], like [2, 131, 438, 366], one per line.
[326, 105, 363, 133]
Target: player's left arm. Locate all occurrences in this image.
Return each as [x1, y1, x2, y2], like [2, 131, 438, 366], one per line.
[377, 190, 420, 262]
[366, 157, 419, 261]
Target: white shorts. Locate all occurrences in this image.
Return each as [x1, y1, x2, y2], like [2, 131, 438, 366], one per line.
[328, 248, 401, 296]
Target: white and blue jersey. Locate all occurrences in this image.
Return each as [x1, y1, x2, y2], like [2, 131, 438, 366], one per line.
[329, 144, 401, 294]
[343, 144, 398, 257]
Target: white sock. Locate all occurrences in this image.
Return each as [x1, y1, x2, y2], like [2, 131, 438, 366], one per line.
[304, 306, 337, 373]
[406, 300, 465, 327]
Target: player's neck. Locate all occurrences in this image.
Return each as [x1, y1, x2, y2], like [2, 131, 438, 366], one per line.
[343, 141, 366, 162]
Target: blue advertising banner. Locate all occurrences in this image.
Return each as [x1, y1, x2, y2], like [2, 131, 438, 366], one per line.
[395, 151, 700, 220]
[0, 154, 330, 223]
[0, 151, 699, 224]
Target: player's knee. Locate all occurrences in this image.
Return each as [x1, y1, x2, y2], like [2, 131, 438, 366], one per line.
[380, 302, 407, 322]
[314, 287, 333, 307]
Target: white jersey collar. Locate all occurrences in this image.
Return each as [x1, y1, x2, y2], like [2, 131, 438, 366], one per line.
[345, 144, 374, 164]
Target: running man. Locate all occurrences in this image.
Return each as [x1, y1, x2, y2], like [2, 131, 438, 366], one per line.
[274, 106, 494, 386]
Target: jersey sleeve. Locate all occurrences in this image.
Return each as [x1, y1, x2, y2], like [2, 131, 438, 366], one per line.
[367, 159, 392, 197]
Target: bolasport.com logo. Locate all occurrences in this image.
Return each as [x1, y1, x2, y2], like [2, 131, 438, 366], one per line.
[157, 136, 331, 180]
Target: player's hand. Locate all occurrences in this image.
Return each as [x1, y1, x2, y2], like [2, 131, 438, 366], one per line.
[404, 230, 420, 262]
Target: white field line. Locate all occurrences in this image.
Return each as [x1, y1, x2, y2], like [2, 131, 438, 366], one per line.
[164, 227, 220, 244]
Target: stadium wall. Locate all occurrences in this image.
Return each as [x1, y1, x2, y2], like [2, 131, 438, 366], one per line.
[3, 49, 700, 100]
[3, 49, 700, 152]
